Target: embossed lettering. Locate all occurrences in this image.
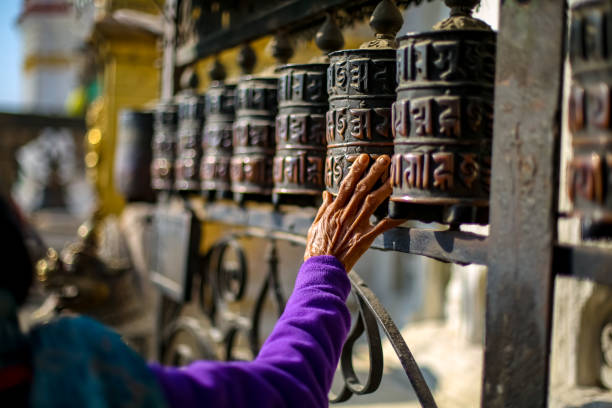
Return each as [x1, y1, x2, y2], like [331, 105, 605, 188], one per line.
[350, 108, 371, 140]
[433, 41, 462, 80]
[349, 60, 369, 92]
[289, 114, 308, 144]
[374, 108, 391, 138]
[459, 153, 479, 189]
[437, 96, 461, 138]
[414, 41, 429, 81]
[392, 100, 409, 139]
[433, 152, 454, 190]
[411, 98, 433, 136]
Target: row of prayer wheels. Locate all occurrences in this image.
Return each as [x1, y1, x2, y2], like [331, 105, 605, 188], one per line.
[147, 0, 497, 226]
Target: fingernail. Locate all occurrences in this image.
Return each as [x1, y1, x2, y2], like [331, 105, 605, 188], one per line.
[377, 155, 389, 164]
[359, 154, 369, 164]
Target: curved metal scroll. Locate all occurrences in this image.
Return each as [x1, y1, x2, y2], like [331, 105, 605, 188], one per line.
[160, 228, 437, 407]
[332, 271, 439, 407]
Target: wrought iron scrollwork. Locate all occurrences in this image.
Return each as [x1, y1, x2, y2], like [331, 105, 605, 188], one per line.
[159, 229, 437, 407]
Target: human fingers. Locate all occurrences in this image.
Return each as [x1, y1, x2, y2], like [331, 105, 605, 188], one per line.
[341, 155, 390, 223]
[351, 179, 393, 228]
[329, 154, 369, 211]
[314, 191, 333, 223]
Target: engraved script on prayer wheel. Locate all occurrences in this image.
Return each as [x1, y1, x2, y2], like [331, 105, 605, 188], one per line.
[325, 1, 402, 201]
[175, 68, 205, 192]
[388, 0, 495, 225]
[568, 0, 612, 239]
[273, 15, 344, 206]
[201, 59, 235, 200]
[230, 42, 279, 204]
[151, 100, 178, 191]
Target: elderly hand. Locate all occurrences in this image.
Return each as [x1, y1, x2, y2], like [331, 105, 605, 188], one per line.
[304, 154, 404, 272]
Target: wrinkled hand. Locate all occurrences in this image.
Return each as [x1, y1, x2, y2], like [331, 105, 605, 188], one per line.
[304, 154, 404, 272]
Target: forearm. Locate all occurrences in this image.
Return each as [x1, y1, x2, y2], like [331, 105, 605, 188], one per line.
[150, 255, 351, 408]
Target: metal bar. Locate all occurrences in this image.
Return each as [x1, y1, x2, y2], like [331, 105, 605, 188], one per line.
[349, 271, 438, 408]
[554, 244, 612, 286]
[200, 202, 487, 265]
[175, 0, 430, 66]
[482, 0, 566, 406]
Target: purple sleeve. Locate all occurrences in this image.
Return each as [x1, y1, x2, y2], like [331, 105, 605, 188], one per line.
[149, 255, 351, 408]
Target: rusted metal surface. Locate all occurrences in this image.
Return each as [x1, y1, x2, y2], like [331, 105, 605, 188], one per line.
[151, 101, 178, 191]
[567, 0, 612, 239]
[230, 75, 278, 203]
[114, 109, 155, 202]
[482, 0, 565, 406]
[201, 80, 236, 199]
[389, 2, 495, 225]
[273, 63, 328, 205]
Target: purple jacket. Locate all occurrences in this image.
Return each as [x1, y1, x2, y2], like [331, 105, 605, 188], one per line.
[150, 255, 351, 408]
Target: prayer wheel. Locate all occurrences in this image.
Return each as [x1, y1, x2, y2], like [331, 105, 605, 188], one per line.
[114, 109, 155, 202]
[325, 0, 402, 205]
[388, 0, 495, 225]
[201, 59, 236, 200]
[230, 40, 284, 204]
[273, 15, 344, 206]
[151, 100, 178, 191]
[175, 68, 205, 192]
[568, 0, 612, 239]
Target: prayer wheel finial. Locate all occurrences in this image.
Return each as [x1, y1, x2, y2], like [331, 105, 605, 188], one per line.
[361, 0, 403, 49]
[268, 32, 294, 65]
[434, 0, 491, 31]
[209, 57, 227, 82]
[315, 13, 344, 57]
[237, 43, 256, 75]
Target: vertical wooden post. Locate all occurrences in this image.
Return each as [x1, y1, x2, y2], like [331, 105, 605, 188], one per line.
[483, 0, 566, 406]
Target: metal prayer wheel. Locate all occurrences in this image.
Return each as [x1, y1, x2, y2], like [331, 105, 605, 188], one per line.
[388, 0, 495, 225]
[114, 109, 155, 202]
[201, 60, 236, 200]
[325, 1, 402, 203]
[568, 0, 612, 239]
[175, 68, 205, 192]
[151, 100, 178, 191]
[273, 15, 344, 206]
[230, 42, 281, 204]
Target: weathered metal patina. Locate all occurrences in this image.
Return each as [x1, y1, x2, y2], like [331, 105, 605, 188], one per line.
[273, 15, 344, 206]
[230, 41, 282, 204]
[568, 0, 612, 239]
[151, 100, 178, 191]
[201, 60, 236, 200]
[175, 68, 205, 192]
[388, 0, 495, 225]
[325, 0, 402, 204]
[114, 109, 155, 202]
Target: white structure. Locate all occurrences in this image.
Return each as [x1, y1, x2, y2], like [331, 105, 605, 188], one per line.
[18, 0, 94, 113]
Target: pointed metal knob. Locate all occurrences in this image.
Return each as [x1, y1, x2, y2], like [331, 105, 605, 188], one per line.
[237, 43, 256, 75]
[209, 57, 226, 82]
[315, 13, 344, 55]
[370, 0, 403, 38]
[268, 32, 294, 65]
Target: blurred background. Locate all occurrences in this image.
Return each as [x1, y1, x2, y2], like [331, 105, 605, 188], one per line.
[4, 2, 611, 408]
